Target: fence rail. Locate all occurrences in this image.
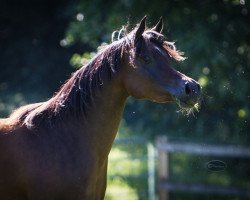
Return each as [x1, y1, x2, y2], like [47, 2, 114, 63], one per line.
[156, 136, 250, 200]
[157, 142, 250, 158]
[159, 181, 250, 197]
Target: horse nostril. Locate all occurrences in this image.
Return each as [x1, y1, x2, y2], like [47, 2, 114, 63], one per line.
[185, 82, 201, 95]
[185, 82, 191, 95]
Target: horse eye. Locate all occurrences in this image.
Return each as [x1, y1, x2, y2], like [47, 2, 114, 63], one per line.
[140, 55, 151, 64]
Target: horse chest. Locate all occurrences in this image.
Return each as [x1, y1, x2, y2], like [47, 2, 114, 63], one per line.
[21, 143, 107, 199]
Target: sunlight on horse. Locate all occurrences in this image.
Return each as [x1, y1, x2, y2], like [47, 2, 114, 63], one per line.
[0, 17, 201, 199]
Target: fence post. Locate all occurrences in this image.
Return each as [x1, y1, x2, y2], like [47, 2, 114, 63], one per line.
[147, 142, 156, 200]
[156, 136, 169, 200]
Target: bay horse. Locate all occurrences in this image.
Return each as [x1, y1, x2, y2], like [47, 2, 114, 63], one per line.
[0, 17, 201, 199]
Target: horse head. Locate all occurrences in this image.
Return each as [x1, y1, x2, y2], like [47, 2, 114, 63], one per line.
[122, 16, 202, 111]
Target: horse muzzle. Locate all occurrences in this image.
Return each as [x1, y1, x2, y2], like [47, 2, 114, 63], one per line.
[172, 79, 202, 109]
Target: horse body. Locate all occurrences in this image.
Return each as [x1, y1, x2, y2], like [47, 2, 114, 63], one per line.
[0, 76, 127, 199]
[0, 17, 201, 199]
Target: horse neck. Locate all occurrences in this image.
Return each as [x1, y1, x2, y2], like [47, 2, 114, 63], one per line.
[66, 74, 128, 160]
[87, 78, 127, 149]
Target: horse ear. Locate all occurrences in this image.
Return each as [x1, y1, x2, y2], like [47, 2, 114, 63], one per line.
[134, 16, 147, 43]
[152, 17, 163, 33]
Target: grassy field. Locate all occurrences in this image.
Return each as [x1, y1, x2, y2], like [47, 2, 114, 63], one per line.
[105, 141, 149, 200]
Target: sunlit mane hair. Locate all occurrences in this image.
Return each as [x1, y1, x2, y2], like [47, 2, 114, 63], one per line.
[7, 23, 185, 129]
[143, 30, 186, 61]
[22, 39, 131, 129]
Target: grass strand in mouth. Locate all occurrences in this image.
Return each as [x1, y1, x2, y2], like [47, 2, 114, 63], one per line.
[177, 103, 199, 116]
[175, 97, 200, 116]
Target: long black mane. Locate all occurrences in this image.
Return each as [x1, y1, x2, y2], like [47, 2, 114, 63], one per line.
[22, 37, 131, 129]
[53, 41, 126, 115]
[7, 25, 184, 129]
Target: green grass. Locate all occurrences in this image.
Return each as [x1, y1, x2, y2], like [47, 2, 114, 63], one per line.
[105, 144, 148, 200]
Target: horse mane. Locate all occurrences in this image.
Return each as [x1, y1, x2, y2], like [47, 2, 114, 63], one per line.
[0, 40, 127, 129]
[5, 24, 184, 130]
[143, 30, 186, 61]
[23, 38, 131, 129]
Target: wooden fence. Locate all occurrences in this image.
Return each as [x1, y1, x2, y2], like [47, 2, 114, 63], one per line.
[156, 136, 250, 200]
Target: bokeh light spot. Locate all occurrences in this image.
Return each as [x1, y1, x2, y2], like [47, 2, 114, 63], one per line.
[238, 109, 246, 118]
[76, 13, 84, 21]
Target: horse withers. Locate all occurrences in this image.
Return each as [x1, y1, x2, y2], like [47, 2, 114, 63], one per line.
[0, 17, 201, 199]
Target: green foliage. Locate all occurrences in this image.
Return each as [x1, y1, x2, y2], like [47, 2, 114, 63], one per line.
[70, 52, 95, 68]
[0, 1, 249, 199]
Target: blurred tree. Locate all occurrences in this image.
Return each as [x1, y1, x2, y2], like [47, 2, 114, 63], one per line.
[0, 0, 79, 114]
[1, 1, 250, 199]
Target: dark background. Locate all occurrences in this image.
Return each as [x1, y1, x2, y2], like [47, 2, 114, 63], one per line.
[0, 0, 249, 199]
